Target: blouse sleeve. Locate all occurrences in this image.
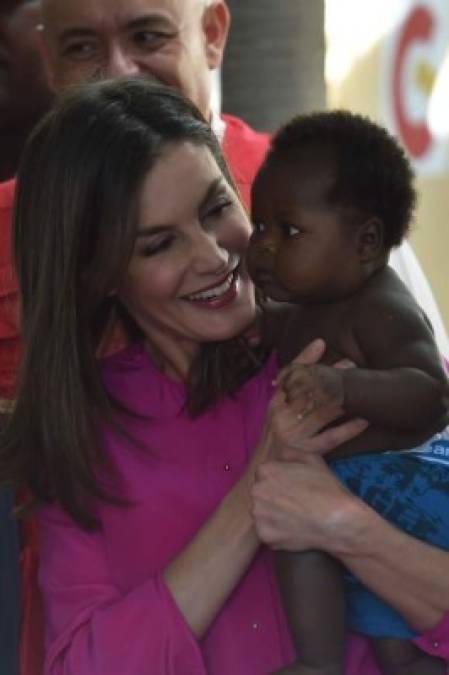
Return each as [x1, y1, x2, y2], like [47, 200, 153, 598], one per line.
[38, 505, 206, 675]
[414, 613, 449, 667]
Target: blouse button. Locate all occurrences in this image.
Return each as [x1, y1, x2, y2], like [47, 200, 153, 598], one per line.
[433, 641, 440, 648]
[224, 463, 231, 471]
[252, 622, 260, 630]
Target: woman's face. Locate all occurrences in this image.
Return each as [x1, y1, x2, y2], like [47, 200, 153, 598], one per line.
[117, 141, 256, 376]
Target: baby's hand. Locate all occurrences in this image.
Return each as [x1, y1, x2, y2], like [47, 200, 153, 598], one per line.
[268, 350, 365, 457]
[277, 363, 345, 420]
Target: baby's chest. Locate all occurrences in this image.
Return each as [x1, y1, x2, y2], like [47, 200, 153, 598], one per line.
[277, 310, 366, 367]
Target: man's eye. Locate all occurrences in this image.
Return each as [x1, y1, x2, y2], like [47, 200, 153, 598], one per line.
[62, 42, 98, 61]
[133, 30, 170, 50]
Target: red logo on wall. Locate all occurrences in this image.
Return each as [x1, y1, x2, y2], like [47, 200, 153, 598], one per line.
[392, 5, 433, 158]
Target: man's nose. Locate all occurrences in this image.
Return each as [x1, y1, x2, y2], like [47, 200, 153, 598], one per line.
[104, 46, 141, 78]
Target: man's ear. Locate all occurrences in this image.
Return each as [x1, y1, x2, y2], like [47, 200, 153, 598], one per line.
[202, 1, 231, 70]
[36, 26, 58, 92]
[357, 217, 385, 261]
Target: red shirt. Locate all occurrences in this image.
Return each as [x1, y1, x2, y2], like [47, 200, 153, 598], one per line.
[221, 113, 270, 209]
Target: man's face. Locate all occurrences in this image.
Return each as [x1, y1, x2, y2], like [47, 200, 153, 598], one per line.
[41, 0, 229, 119]
[0, 0, 51, 127]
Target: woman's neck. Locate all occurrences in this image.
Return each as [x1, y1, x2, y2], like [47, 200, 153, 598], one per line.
[144, 335, 198, 383]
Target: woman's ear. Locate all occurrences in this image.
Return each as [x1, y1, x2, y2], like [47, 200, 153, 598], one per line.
[357, 217, 385, 261]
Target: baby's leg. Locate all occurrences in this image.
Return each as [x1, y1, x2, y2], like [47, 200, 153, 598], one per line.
[371, 637, 446, 675]
[273, 550, 345, 675]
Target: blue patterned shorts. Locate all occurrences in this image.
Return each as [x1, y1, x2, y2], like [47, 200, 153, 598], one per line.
[331, 433, 449, 638]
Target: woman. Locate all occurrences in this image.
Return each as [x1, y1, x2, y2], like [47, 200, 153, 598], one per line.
[1, 79, 448, 674]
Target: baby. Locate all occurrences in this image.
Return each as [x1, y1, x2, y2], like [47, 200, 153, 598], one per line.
[247, 110, 449, 675]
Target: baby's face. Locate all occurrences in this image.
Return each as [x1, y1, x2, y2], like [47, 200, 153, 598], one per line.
[247, 158, 363, 304]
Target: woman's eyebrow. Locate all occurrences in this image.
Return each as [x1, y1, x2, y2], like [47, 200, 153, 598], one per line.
[136, 223, 173, 238]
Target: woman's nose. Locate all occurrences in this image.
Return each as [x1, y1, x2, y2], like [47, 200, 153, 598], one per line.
[191, 232, 230, 275]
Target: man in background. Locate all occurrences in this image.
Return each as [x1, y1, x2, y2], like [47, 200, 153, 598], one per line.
[39, 0, 269, 208]
[0, 0, 52, 181]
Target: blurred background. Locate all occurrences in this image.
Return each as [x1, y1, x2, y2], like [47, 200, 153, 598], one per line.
[221, 0, 449, 332]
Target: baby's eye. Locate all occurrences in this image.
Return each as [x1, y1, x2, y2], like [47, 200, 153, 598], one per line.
[251, 221, 266, 235]
[281, 222, 301, 237]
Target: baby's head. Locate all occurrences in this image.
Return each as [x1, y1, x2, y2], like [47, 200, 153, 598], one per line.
[247, 110, 416, 304]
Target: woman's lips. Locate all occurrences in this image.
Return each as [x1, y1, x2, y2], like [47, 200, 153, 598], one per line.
[182, 269, 240, 309]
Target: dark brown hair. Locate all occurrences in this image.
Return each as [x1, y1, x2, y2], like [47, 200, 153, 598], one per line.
[260, 109, 416, 249]
[0, 78, 261, 529]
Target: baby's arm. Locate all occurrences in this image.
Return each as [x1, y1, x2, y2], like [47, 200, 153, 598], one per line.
[342, 290, 448, 430]
[279, 291, 449, 456]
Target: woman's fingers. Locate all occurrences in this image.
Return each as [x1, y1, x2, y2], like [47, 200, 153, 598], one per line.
[251, 459, 357, 551]
[333, 358, 355, 370]
[274, 339, 326, 386]
[291, 338, 326, 365]
[268, 382, 368, 456]
[294, 417, 368, 455]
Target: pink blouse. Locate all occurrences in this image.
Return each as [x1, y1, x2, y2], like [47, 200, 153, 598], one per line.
[38, 342, 449, 674]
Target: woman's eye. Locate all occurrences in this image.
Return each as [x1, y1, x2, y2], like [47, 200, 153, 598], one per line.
[206, 200, 232, 219]
[141, 237, 174, 256]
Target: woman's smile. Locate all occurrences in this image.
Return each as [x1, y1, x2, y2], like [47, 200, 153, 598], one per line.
[182, 264, 240, 305]
[117, 142, 256, 373]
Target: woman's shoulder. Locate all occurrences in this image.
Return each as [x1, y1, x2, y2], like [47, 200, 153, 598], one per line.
[99, 341, 188, 417]
[99, 341, 163, 409]
[99, 341, 147, 372]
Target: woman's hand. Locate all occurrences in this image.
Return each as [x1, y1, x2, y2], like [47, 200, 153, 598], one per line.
[251, 456, 365, 553]
[251, 456, 449, 632]
[277, 363, 345, 417]
[266, 344, 367, 458]
[252, 451, 449, 635]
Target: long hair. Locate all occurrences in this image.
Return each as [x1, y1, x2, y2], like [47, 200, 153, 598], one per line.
[0, 78, 262, 529]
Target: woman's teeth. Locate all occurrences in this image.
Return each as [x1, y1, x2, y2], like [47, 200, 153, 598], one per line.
[186, 271, 235, 301]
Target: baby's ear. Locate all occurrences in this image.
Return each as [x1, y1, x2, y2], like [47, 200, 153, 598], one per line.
[356, 217, 384, 261]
